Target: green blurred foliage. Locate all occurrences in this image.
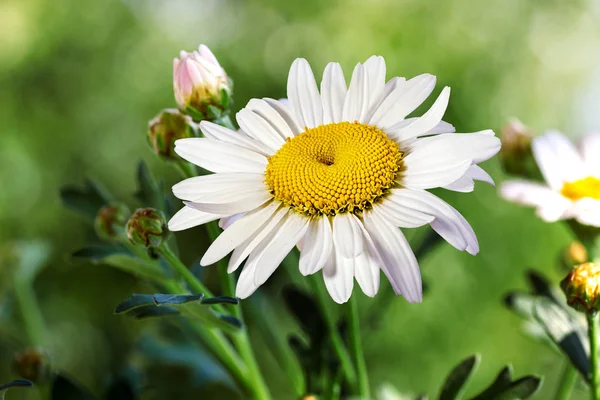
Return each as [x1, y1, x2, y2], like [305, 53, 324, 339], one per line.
[1, 0, 599, 398]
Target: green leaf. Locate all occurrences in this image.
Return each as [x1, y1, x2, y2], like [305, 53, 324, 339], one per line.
[439, 355, 480, 400]
[200, 296, 239, 305]
[496, 376, 542, 400]
[74, 247, 165, 281]
[283, 286, 326, 344]
[114, 294, 155, 313]
[534, 298, 589, 381]
[504, 292, 536, 319]
[72, 245, 129, 260]
[60, 179, 112, 219]
[152, 293, 204, 305]
[126, 305, 180, 319]
[0, 379, 33, 392]
[51, 375, 97, 400]
[471, 366, 512, 399]
[134, 161, 164, 210]
[526, 270, 562, 304]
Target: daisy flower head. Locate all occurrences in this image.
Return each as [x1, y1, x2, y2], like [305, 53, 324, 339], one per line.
[501, 131, 600, 227]
[169, 56, 500, 304]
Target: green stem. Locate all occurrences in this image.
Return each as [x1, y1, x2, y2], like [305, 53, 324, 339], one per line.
[175, 160, 197, 179]
[348, 296, 370, 398]
[555, 363, 577, 400]
[588, 312, 600, 400]
[309, 274, 357, 387]
[206, 221, 271, 400]
[13, 278, 46, 347]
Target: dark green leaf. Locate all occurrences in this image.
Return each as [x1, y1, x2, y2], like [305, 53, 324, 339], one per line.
[51, 375, 97, 400]
[534, 299, 589, 381]
[526, 270, 561, 304]
[60, 179, 112, 219]
[72, 246, 129, 261]
[471, 366, 513, 400]
[127, 305, 180, 319]
[496, 376, 542, 399]
[0, 379, 33, 391]
[114, 294, 155, 313]
[201, 296, 239, 305]
[283, 286, 326, 344]
[214, 313, 242, 329]
[439, 355, 480, 400]
[152, 293, 204, 305]
[134, 161, 164, 210]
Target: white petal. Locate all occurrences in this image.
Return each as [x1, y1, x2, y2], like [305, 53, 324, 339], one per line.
[388, 188, 479, 255]
[322, 251, 354, 304]
[168, 206, 223, 232]
[287, 58, 323, 129]
[236, 259, 259, 299]
[442, 166, 493, 193]
[569, 198, 600, 227]
[320, 62, 347, 124]
[199, 121, 270, 156]
[500, 180, 571, 222]
[174, 138, 267, 173]
[299, 217, 333, 276]
[172, 173, 264, 201]
[246, 99, 295, 139]
[342, 63, 370, 123]
[363, 210, 422, 303]
[369, 74, 436, 129]
[200, 201, 280, 266]
[425, 120, 456, 135]
[387, 87, 450, 141]
[237, 108, 285, 153]
[363, 56, 386, 120]
[532, 131, 587, 190]
[579, 133, 600, 174]
[382, 77, 405, 99]
[332, 213, 364, 258]
[467, 164, 495, 185]
[263, 98, 302, 135]
[354, 224, 382, 298]
[219, 213, 245, 230]
[376, 197, 435, 228]
[184, 185, 271, 215]
[228, 207, 289, 273]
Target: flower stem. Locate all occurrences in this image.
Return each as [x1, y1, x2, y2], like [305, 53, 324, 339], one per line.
[13, 278, 46, 347]
[308, 274, 357, 387]
[555, 363, 577, 400]
[348, 296, 370, 398]
[588, 312, 600, 400]
[205, 221, 271, 400]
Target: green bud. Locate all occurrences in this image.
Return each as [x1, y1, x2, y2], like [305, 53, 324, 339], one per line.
[499, 119, 537, 178]
[94, 203, 130, 240]
[126, 208, 168, 248]
[13, 348, 52, 384]
[147, 109, 198, 160]
[561, 262, 600, 314]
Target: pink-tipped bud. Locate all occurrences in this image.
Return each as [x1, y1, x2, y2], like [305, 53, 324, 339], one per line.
[173, 45, 232, 120]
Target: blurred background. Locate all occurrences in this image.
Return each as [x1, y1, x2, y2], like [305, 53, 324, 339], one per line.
[1, 0, 600, 398]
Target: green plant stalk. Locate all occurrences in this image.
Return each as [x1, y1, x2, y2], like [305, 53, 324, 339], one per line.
[206, 221, 272, 400]
[589, 312, 600, 400]
[555, 363, 577, 400]
[309, 274, 357, 387]
[348, 296, 370, 398]
[13, 277, 46, 348]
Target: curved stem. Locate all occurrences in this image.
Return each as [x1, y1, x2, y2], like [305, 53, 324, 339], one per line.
[348, 296, 370, 398]
[588, 312, 599, 400]
[309, 274, 357, 387]
[555, 363, 577, 400]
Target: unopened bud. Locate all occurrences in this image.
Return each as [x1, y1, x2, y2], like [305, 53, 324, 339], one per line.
[561, 262, 600, 314]
[148, 109, 198, 160]
[13, 348, 51, 383]
[499, 119, 535, 176]
[126, 208, 168, 248]
[94, 203, 130, 240]
[173, 44, 233, 121]
[561, 241, 588, 269]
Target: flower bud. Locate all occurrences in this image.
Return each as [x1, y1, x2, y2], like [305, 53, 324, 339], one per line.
[499, 118, 535, 177]
[94, 203, 130, 240]
[147, 109, 198, 160]
[126, 208, 168, 248]
[13, 348, 51, 383]
[561, 241, 588, 269]
[173, 45, 232, 120]
[561, 262, 600, 314]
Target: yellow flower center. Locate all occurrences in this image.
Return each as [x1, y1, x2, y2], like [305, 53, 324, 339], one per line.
[265, 122, 402, 216]
[561, 177, 600, 201]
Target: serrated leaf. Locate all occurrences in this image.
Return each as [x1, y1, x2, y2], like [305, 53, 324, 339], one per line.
[471, 366, 513, 400]
[534, 298, 589, 381]
[496, 376, 542, 400]
[51, 375, 97, 400]
[60, 179, 112, 219]
[439, 355, 480, 400]
[152, 293, 204, 305]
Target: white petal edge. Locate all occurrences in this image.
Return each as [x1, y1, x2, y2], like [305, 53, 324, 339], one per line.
[287, 58, 323, 129]
[320, 62, 347, 124]
[168, 206, 224, 232]
[174, 138, 267, 173]
[299, 217, 333, 276]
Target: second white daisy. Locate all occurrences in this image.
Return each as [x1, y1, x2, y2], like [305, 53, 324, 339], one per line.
[169, 55, 500, 304]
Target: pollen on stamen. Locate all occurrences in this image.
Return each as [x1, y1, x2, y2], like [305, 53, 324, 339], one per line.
[265, 121, 402, 217]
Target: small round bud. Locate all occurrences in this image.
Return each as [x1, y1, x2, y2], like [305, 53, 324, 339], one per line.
[148, 109, 198, 160]
[499, 119, 534, 176]
[94, 203, 130, 240]
[126, 208, 168, 248]
[561, 262, 600, 314]
[173, 44, 233, 120]
[13, 348, 51, 383]
[561, 241, 588, 269]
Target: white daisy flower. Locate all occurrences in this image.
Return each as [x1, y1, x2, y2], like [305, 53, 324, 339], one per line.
[501, 131, 600, 227]
[169, 56, 500, 304]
